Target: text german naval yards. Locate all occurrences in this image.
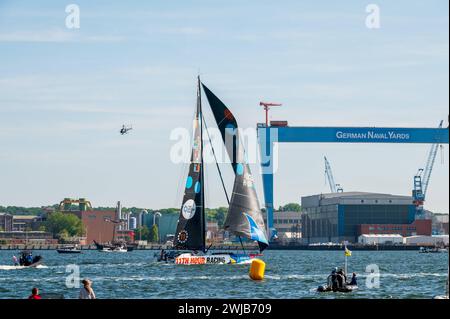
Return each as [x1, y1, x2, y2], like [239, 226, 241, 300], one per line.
[336, 130, 410, 141]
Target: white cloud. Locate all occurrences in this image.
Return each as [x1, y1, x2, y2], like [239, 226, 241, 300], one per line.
[0, 29, 125, 43]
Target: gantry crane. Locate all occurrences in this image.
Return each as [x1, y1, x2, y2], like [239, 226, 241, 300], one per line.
[260, 102, 282, 127]
[324, 156, 344, 193]
[412, 120, 444, 218]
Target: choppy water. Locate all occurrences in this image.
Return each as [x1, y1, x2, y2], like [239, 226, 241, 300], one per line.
[0, 250, 448, 299]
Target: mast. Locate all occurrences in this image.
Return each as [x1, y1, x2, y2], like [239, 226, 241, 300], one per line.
[173, 78, 208, 252]
[198, 76, 206, 253]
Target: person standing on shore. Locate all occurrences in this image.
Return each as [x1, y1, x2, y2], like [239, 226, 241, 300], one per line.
[79, 279, 96, 299]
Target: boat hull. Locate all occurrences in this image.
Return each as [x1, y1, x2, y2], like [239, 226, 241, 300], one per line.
[158, 251, 258, 265]
[57, 249, 81, 254]
[317, 285, 358, 293]
[20, 256, 43, 268]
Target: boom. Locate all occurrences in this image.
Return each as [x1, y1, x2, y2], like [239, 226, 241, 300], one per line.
[324, 156, 343, 193]
[413, 120, 444, 216]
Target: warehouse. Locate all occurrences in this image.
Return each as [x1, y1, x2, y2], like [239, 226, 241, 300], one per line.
[358, 234, 404, 245]
[301, 192, 419, 243]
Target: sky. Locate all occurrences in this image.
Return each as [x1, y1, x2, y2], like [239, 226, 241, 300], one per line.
[0, 1, 448, 213]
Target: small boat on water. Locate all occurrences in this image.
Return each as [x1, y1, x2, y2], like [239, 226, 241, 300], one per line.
[17, 250, 43, 268]
[317, 284, 358, 293]
[94, 240, 132, 252]
[57, 245, 82, 254]
[419, 246, 448, 253]
[156, 78, 269, 265]
[100, 246, 128, 253]
[317, 270, 358, 293]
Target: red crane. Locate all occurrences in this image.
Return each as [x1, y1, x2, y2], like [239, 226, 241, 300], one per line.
[260, 102, 282, 127]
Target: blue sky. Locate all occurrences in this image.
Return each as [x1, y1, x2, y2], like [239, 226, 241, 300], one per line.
[0, 1, 448, 213]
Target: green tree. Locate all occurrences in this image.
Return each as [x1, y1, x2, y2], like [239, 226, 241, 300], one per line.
[38, 225, 46, 232]
[206, 207, 227, 228]
[44, 212, 83, 238]
[278, 203, 302, 212]
[135, 225, 150, 241]
[150, 224, 159, 243]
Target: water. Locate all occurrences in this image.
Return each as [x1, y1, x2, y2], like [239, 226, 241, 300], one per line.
[0, 250, 447, 299]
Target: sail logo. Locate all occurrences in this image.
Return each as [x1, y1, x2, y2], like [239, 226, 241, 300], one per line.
[182, 199, 196, 220]
[244, 213, 268, 245]
[243, 173, 255, 188]
[177, 230, 189, 243]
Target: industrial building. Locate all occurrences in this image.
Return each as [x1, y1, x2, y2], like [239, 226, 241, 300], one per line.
[301, 192, 429, 243]
[0, 231, 57, 245]
[142, 212, 178, 242]
[358, 219, 431, 237]
[80, 210, 116, 244]
[0, 213, 45, 232]
[0, 213, 13, 231]
[358, 234, 404, 245]
[264, 211, 302, 243]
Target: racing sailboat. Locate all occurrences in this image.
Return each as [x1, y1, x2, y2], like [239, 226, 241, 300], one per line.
[158, 77, 268, 265]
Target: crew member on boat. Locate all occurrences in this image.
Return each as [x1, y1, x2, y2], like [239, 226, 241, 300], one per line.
[349, 273, 357, 286]
[336, 268, 347, 288]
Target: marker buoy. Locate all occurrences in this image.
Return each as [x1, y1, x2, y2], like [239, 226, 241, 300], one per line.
[249, 259, 265, 281]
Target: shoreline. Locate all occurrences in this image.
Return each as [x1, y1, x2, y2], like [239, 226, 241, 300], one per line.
[0, 244, 446, 251]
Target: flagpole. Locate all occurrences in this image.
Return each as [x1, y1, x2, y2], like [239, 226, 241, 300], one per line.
[345, 248, 348, 276]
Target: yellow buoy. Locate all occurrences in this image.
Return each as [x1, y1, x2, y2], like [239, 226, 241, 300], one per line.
[249, 259, 265, 281]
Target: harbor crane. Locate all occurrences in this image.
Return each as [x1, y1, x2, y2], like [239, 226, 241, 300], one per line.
[260, 102, 282, 127]
[412, 120, 444, 218]
[324, 156, 344, 193]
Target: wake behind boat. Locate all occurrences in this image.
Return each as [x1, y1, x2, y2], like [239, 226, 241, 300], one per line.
[157, 78, 269, 265]
[14, 250, 43, 268]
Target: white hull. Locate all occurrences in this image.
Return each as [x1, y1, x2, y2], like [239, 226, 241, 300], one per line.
[174, 252, 256, 265]
[100, 248, 127, 253]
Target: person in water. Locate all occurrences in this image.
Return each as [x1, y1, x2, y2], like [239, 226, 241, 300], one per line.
[12, 255, 18, 266]
[79, 279, 96, 299]
[28, 287, 41, 300]
[349, 273, 357, 286]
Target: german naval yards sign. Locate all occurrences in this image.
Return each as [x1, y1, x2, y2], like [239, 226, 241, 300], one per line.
[265, 126, 449, 144]
[335, 129, 411, 142]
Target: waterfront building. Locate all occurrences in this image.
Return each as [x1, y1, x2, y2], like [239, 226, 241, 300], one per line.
[142, 212, 178, 242]
[404, 235, 449, 246]
[264, 211, 302, 243]
[12, 215, 44, 231]
[206, 221, 220, 242]
[358, 219, 431, 237]
[358, 234, 404, 245]
[81, 210, 116, 244]
[0, 231, 57, 244]
[301, 192, 426, 243]
[0, 213, 13, 232]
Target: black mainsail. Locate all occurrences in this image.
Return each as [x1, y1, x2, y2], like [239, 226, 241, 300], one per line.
[202, 83, 269, 252]
[173, 78, 206, 252]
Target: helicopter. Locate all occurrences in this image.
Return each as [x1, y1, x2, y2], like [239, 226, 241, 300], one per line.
[120, 124, 132, 135]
